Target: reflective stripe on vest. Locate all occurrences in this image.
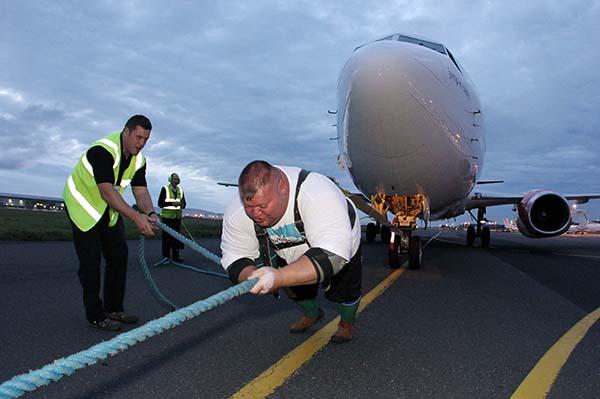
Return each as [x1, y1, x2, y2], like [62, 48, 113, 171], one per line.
[66, 175, 102, 222]
[98, 138, 120, 169]
[82, 155, 94, 176]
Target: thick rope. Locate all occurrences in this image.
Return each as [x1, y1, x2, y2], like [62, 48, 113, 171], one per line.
[168, 259, 229, 279]
[0, 218, 249, 398]
[138, 235, 178, 311]
[138, 220, 228, 310]
[181, 219, 199, 245]
[156, 220, 221, 265]
[0, 279, 256, 399]
[162, 219, 228, 278]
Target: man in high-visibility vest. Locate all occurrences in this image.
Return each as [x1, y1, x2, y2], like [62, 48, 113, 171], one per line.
[158, 173, 186, 262]
[63, 115, 158, 331]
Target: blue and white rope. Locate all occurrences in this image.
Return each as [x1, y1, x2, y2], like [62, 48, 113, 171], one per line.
[0, 218, 249, 398]
[0, 279, 256, 399]
[156, 220, 221, 265]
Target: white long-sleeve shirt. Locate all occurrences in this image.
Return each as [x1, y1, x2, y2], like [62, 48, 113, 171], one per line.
[220, 166, 361, 273]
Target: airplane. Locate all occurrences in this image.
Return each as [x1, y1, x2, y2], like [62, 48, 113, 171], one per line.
[568, 210, 600, 234]
[333, 33, 600, 270]
[503, 218, 519, 233]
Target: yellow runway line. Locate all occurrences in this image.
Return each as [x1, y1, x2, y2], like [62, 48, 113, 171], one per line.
[511, 306, 600, 399]
[230, 264, 408, 399]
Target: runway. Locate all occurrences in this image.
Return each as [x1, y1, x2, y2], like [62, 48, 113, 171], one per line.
[1, 230, 599, 398]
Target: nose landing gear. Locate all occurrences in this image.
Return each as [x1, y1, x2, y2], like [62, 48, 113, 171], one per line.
[382, 194, 427, 270]
[388, 230, 422, 270]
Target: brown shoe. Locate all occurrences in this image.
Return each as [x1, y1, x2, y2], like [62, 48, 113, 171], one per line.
[289, 308, 324, 333]
[330, 320, 353, 343]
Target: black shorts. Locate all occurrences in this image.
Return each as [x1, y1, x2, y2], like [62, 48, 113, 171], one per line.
[283, 245, 362, 304]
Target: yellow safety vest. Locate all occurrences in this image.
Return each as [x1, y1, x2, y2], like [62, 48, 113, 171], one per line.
[63, 131, 146, 231]
[161, 185, 184, 219]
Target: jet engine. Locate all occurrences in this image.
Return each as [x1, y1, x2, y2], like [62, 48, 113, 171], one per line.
[516, 190, 571, 238]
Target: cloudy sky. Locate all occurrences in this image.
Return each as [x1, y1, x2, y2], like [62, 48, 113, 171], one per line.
[1, 1, 599, 221]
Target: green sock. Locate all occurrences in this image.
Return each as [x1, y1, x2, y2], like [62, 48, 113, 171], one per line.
[339, 298, 361, 323]
[297, 299, 320, 317]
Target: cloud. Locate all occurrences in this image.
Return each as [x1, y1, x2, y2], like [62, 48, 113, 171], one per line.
[0, 87, 25, 103]
[1, 1, 599, 217]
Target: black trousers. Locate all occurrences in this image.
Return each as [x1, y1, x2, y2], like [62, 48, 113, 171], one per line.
[68, 209, 128, 323]
[162, 217, 183, 258]
[284, 245, 362, 304]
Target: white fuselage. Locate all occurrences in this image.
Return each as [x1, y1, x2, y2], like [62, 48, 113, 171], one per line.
[336, 37, 486, 219]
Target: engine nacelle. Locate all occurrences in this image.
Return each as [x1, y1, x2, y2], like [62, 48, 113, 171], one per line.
[516, 190, 571, 238]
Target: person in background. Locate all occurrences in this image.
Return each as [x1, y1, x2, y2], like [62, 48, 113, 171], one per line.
[158, 173, 186, 262]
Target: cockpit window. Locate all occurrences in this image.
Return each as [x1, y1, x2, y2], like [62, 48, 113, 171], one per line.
[446, 48, 462, 73]
[376, 35, 395, 42]
[396, 35, 446, 55]
[353, 33, 447, 55]
[354, 35, 394, 51]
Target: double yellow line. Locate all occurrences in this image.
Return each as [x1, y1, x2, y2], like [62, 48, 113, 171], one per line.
[230, 265, 408, 399]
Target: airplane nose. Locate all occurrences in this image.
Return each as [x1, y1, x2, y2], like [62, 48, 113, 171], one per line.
[344, 41, 446, 159]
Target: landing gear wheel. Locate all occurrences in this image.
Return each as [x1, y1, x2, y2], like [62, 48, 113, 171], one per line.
[408, 236, 422, 270]
[481, 226, 491, 248]
[388, 235, 401, 269]
[366, 223, 376, 243]
[380, 225, 391, 245]
[466, 225, 476, 246]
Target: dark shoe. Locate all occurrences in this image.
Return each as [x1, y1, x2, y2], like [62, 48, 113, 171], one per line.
[289, 308, 324, 333]
[330, 320, 353, 343]
[107, 312, 139, 324]
[90, 318, 121, 331]
[172, 257, 184, 263]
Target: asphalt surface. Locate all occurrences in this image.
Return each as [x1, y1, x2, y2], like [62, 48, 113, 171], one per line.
[0, 230, 599, 398]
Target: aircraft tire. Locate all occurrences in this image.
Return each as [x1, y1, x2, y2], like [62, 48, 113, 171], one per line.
[380, 225, 391, 244]
[366, 223, 376, 243]
[408, 235, 422, 270]
[466, 225, 476, 246]
[388, 237, 401, 269]
[481, 226, 491, 248]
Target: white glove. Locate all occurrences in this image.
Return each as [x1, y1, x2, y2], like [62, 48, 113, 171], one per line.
[247, 267, 280, 295]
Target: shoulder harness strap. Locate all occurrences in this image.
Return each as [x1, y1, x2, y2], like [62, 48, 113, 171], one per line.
[293, 169, 311, 237]
[254, 169, 357, 261]
[254, 223, 273, 267]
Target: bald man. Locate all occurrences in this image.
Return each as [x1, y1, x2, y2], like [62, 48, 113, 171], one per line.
[221, 160, 362, 343]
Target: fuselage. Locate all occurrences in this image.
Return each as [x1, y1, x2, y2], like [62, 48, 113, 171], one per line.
[336, 34, 486, 219]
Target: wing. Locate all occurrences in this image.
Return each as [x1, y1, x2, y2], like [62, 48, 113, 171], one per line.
[563, 194, 600, 204]
[466, 192, 600, 210]
[465, 193, 522, 209]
